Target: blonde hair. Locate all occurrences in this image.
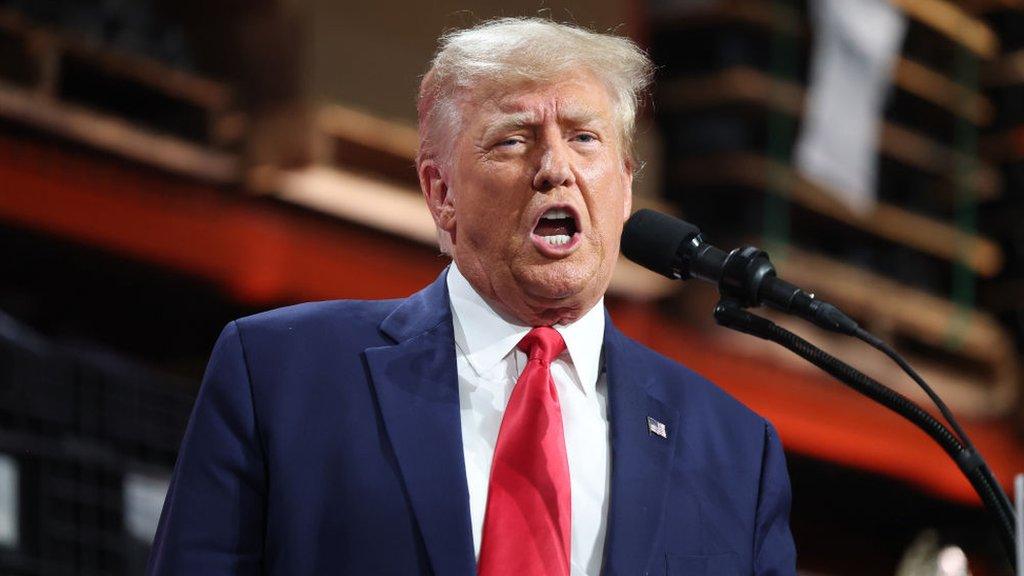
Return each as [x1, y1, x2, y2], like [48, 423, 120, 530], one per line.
[416, 17, 654, 168]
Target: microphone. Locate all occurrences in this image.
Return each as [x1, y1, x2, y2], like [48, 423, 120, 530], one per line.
[624, 211, 1020, 563]
[621, 209, 859, 336]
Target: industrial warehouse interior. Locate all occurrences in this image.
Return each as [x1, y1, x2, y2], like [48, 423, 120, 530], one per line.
[1, 0, 1024, 574]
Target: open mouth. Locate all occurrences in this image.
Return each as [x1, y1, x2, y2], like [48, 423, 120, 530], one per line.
[531, 206, 581, 254]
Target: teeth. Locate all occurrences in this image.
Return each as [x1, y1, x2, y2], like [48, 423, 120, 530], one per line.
[541, 208, 571, 220]
[544, 234, 572, 246]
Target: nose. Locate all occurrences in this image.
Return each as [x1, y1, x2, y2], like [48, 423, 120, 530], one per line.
[532, 138, 576, 192]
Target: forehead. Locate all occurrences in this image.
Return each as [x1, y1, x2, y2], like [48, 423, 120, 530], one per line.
[465, 73, 617, 127]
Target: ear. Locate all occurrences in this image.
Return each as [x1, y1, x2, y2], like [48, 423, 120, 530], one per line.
[418, 158, 457, 234]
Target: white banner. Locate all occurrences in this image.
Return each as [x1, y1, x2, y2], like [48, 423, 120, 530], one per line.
[0, 454, 17, 548]
[796, 0, 907, 215]
[124, 470, 171, 544]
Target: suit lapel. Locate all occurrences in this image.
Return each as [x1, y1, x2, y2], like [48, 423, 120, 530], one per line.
[364, 271, 477, 576]
[601, 318, 680, 576]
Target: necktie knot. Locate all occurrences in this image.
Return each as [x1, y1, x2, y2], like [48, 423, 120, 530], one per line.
[517, 326, 566, 365]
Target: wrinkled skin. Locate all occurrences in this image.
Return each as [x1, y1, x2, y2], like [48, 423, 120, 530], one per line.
[419, 72, 633, 326]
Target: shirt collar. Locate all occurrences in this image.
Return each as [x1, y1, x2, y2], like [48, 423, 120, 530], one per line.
[446, 262, 605, 396]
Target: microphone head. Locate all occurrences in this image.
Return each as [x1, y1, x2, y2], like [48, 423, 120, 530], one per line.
[621, 209, 701, 279]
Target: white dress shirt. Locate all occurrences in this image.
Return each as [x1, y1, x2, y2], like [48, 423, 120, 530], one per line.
[446, 263, 611, 576]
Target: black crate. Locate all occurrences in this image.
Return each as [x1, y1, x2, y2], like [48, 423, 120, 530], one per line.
[0, 312, 194, 575]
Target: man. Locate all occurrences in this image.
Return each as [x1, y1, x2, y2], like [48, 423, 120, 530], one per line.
[148, 18, 796, 576]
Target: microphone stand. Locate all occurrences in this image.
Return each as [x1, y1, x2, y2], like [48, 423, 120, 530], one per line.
[619, 209, 1017, 567]
[713, 298, 1017, 568]
[614, 207, 1015, 565]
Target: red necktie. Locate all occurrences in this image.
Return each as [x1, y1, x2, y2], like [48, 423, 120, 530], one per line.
[478, 327, 572, 576]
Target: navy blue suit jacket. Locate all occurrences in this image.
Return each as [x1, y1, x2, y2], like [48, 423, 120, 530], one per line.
[148, 270, 796, 575]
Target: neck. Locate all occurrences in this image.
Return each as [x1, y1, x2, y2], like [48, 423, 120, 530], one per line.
[451, 259, 602, 327]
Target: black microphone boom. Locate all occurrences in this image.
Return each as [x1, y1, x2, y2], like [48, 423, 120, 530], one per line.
[622, 209, 1018, 568]
[621, 209, 859, 336]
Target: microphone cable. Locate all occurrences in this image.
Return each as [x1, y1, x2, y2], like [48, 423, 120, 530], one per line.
[853, 326, 1015, 522]
[714, 300, 1017, 566]
[620, 208, 1017, 543]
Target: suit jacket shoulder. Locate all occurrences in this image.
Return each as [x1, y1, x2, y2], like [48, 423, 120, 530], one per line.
[234, 298, 403, 347]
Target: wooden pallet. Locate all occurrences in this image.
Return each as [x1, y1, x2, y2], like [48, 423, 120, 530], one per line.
[659, 60, 1005, 253]
[0, 82, 239, 183]
[661, 66, 1002, 202]
[983, 49, 1024, 86]
[0, 8, 245, 149]
[652, 0, 997, 125]
[733, 247, 1019, 416]
[891, 0, 1000, 58]
[653, 0, 998, 59]
[892, 57, 995, 127]
[317, 105, 420, 187]
[672, 152, 1003, 276]
[962, 0, 1024, 14]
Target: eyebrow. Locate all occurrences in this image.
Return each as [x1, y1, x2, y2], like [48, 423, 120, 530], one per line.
[481, 106, 605, 142]
[481, 112, 538, 141]
[558, 103, 602, 127]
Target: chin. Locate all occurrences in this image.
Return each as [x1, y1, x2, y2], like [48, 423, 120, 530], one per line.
[516, 259, 600, 303]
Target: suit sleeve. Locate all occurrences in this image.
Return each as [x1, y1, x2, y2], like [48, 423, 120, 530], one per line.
[147, 321, 268, 575]
[753, 422, 797, 575]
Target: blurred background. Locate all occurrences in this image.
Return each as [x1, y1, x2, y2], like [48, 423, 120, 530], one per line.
[0, 0, 1023, 574]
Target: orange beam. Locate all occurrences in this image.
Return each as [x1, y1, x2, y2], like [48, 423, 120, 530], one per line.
[2, 132, 1023, 505]
[0, 133, 445, 304]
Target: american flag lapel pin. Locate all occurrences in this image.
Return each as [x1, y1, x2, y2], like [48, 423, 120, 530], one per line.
[647, 416, 667, 439]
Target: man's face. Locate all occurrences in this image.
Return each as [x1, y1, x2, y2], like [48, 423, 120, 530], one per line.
[422, 72, 633, 325]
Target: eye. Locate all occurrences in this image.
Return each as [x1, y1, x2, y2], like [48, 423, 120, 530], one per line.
[496, 137, 524, 148]
[573, 133, 599, 143]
